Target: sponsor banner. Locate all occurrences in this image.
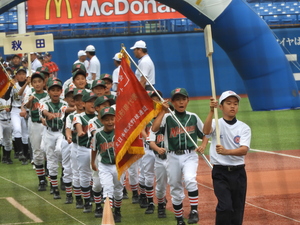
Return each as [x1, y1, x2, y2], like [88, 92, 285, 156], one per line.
[27, 0, 185, 25]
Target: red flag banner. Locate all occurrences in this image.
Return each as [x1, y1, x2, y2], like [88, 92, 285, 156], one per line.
[0, 67, 10, 98]
[115, 57, 160, 178]
[27, 0, 185, 25]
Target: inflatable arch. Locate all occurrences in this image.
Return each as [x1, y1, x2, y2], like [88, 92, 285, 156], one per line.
[156, 0, 300, 110]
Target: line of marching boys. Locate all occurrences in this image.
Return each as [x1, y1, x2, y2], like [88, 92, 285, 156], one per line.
[1, 53, 250, 225]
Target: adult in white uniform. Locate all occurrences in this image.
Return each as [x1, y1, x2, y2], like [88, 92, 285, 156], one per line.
[112, 52, 122, 92]
[85, 45, 100, 81]
[130, 40, 155, 90]
[30, 52, 42, 71]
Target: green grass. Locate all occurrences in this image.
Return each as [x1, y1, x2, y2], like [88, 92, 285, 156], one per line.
[1, 97, 299, 224]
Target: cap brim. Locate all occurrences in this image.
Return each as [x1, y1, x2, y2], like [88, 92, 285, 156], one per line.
[171, 93, 188, 100]
[101, 113, 115, 118]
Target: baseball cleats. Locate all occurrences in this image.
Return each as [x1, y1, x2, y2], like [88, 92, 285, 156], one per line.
[60, 178, 66, 191]
[6, 158, 13, 164]
[94, 206, 103, 218]
[123, 187, 129, 199]
[38, 180, 47, 191]
[158, 203, 166, 218]
[65, 194, 73, 204]
[145, 202, 155, 214]
[132, 192, 139, 204]
[76, 198, 84, 209]
[83, 202, 92, 213]
[139, 196, 148, 208]
[177, 220, 186, 225]
[114, 208, 122, 223]
[187, 210, 199, 224]
[53, 188, 61, 199]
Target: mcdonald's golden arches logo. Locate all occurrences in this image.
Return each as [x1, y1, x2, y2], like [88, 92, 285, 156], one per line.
[45, 0, 72, 20]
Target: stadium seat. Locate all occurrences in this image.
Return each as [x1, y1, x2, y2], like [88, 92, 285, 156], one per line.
[86, 23, 100, 36]
[264, 15, 280, 25]
[129, 21, 141, 34]
[48, 24, 61, 38]
[8, 23, 18, 33]
[72, 23, 87, 36]
[114, 22, 128, 34]
[101, 22, 114, 35]
[34, 25, 48, 35]
[0, 24, 7, 33]
[60, 24, 72, 37]
[280, 15, 297, 24]
[171, 19, 188, 32]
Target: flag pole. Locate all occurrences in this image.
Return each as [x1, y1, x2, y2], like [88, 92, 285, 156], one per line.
[121, 46, 213, 169]
[204, 25, 221, 145]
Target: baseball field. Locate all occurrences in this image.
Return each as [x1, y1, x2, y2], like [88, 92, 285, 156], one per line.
[0, 97, 299, 225]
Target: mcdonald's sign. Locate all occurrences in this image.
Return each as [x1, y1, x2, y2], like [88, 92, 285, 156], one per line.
[27, 0, 185, 25]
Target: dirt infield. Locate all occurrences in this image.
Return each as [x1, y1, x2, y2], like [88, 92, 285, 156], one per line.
[165, 150, 300, 224]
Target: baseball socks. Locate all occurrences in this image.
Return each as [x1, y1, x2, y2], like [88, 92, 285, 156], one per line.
[187, 190, 199, 224]
[50, 175, 61, 199]
[14, 138, 24, 162]
[145, 186, 155, 214]
[93, 191, 103, 218]
[139, 184, 148, 208]
[22, 143, 29, 165]
[114, 199, 122, 223]
[130, 184, 139, 204]
[82, 187, 92, 213]
[174, 203, 186, 225]
[64, 182, 73, 204]
[1, 147, 7, 163]
[157, 197, 167, 218]
[74, 186, 84, 209]
[35, 164, 46, 191]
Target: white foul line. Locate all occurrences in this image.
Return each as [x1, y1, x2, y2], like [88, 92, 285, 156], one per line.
[249, 148, 300, 159]
[0, 176, 86, 225]
[5, 197, 43, 223]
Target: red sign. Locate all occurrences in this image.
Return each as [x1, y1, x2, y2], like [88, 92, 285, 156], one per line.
[27, 0, 185, 25]
[115, 56, 158, 179]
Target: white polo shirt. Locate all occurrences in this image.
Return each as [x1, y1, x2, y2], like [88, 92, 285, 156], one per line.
[87, 55, 101, 81]
[135, 54, 155, 85]
[207, 118, 251, 166]
[112, 65, 120, 92]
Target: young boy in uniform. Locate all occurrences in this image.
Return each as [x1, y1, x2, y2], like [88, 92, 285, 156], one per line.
[24, 71, 48, 191]
[100, 73, 116, 101]
[40, 79, 69, 199]
[66, 88, 86, 208]
[91, 107, 125, 223]
[152, 88, 208, 225]
[202, 91, 251, 225]
[0, 97, 12, 164]
[91, 79, 107, 97]
[73, 91, 97, 213]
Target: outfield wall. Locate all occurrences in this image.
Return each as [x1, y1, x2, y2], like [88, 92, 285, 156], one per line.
[1, 27, 300, 99]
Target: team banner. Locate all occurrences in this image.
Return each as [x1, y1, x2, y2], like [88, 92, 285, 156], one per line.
[0, 65, 10, 98]
[27, 0, 185, 25]
[115, 56, 160, 179]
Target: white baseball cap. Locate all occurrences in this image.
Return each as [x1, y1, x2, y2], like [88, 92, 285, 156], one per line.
[85, 45, 95, 52]
[219, 90, 241, 104]
[112, 52, 122, 61]
[130, 40, 147, 50]
[78, 50, 86, 57]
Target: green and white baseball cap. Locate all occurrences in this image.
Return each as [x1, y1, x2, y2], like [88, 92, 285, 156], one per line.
[171, 88, 189, 100]
[100, 107, 115, 118]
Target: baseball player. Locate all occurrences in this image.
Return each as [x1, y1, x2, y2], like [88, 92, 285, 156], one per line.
[100, 73, 116, 100]
[73, 91, 97, 213]
[152, 88, 208, 225]
[0, 97, 13, 164]
[40, 79, 70, 199]
[91, 79, 107, 97]
[65, 88, 86, 208]
[202, 91, 251, 225]
[91, 107, 125, 223]
[23, 71, 48, 191]
[61, 86, 76, 204]
[3, 67, 30, 165]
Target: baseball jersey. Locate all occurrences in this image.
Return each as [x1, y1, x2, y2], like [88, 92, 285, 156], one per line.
[44, 61, 59, 73]
[135, 54, 155, 85]
[159, 111, 204, 151]
[73, 112, 96, 147]
[31, 58, 42, 71]
[6, 82, 29, 107]
[207, 118, 251, 166]
[87, 55, 101, 81]
[0, 98, 11, 120]
[94, 129, 115, 164]
[147, 128, 165, 156]
[88, 117, 103, 138]
[40, 99, 68, 130]
[105, 93, 117, 101]
[24, 90, 48, 122]
[65, 111, 78, 143]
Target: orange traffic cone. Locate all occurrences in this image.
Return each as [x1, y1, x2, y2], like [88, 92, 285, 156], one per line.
[101, 196, 115, 225]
